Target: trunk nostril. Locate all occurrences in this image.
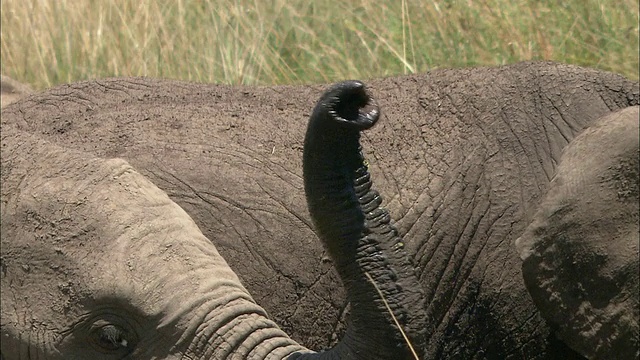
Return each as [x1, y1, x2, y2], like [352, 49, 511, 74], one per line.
[324, 81, 380, 129]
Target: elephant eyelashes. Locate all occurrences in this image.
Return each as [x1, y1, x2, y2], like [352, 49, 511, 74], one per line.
[89, 323, 135, 354]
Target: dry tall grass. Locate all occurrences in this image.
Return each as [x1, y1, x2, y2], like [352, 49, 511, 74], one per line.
[1, 0, 638, 89]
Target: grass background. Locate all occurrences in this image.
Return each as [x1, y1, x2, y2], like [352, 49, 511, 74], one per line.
[1, 0, 638, 90]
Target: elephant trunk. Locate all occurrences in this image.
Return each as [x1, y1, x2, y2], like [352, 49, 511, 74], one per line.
[298, 81, 427, 360]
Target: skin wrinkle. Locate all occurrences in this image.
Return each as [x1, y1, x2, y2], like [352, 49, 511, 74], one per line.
[594, 78, 627, 111]
[435, 176, 478, 285]
[464, 222, 536, 348]
[494, 80, 549, 195]
[199, 311, 257, 358]
[151, 167, 277, 239]
[392, 163, 433, 223]
[549, 95, 582, 135]
[537, 107, 560, 178]
[175, 290, 283, 359]
[255, 182, 314, 232]
[400, 172, 441, 236]
[257, 337, 306, 360]
[280, 268, 336, 328]
[190, 137, 304, 182]
[520, 113, 552, 186]
[411, 217, 441, 284]
[191, 315, 299, 360]
[232, 322, 287, 359]
[513, 77, 557, 182]
[428, 178, 489, 335]
[410, 184, 445, 271]
[530, 67, 565, 166]
[420, 210, 456, 306]
[436, 288, 493, 357]
[441, 277, 533, 358]
[449, 203, 492, 301]
[542, 103, 573, 146]
[219, 208, 307, 298]
[490, 281, 539, 339]
[496, 110, 551, 216]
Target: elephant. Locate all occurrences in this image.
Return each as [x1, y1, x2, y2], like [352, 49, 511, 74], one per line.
[0, 75, 32, 108]
[0, 81, 425, 359]
[516, 106, 639, 359]
[1, 61, 639, 358]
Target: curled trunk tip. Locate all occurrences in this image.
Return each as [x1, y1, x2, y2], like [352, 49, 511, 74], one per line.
[315, 80, 380, 130]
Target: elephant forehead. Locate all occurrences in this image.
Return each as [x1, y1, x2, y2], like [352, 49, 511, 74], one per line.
[515, 106, 640, 359]
[554, 106, 639, 188]
[2, 150, 246, 319]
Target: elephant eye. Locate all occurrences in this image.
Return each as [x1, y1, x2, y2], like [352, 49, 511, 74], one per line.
[89, 323, 136, 354]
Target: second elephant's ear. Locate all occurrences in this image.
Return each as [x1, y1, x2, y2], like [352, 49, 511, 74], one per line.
[515, 106, 639, 360]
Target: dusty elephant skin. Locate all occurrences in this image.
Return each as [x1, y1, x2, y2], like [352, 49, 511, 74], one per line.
[1, 84, 423, 359]
[516, 106, 639, 359]
[2, 61, 639, 358]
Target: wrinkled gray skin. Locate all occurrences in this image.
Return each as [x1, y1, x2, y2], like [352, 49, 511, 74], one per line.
[1, 61, 639, 358]
[1, 82, 424, 359]
[517, 106, 639, 359]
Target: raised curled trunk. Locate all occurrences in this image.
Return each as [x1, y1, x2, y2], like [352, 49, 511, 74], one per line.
[297, 81, 427, 360]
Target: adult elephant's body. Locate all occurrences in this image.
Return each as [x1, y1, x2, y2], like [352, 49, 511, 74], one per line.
[2, 61, 638, 358]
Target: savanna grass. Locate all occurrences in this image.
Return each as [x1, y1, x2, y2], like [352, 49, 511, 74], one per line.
[1, 0, 638, 90]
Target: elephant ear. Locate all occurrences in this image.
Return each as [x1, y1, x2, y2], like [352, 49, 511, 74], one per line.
[516, 106, 639, 359]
